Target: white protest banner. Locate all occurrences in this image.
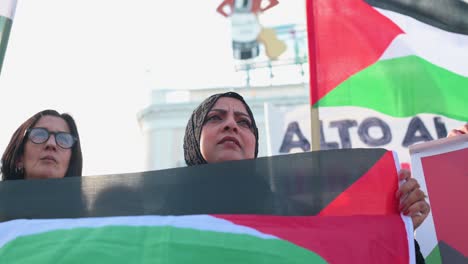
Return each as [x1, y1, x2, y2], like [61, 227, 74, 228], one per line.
[265, 104, 465, 167]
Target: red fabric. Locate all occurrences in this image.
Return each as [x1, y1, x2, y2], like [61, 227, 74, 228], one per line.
[318, 151, 399, 216]
[422, 148, 468, 256]
[401, 162, 411, 170]
[215, 214, 409, 264]
[215, 150, 409, 263]
[306, 0, 403, 105]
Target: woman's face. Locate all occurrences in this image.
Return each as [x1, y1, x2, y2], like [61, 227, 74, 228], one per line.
[200, 97, 256, 163]
[19, 115, 72, 179]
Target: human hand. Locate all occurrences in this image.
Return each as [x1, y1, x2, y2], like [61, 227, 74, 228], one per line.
[396, 170, 430, 230]
[447, 123, 468, 137]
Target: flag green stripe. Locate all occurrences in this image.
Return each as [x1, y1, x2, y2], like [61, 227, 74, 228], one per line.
[0, 16, 13, 73]
[0, 226, 328, 264]
[317, 55, 468, 121]
[425, 245, 442, 264]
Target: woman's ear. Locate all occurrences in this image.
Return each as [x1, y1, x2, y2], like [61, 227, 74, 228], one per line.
[16, 155, 24, 169]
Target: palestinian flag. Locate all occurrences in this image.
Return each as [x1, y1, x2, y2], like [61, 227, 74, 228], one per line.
[306, 0, 468, 125]
[0, 149, 414, 263]
[0, 0, 16, 74]
[410, 136, 468, 264]
[422, 148, 468, 263]
[306, 1, 468, 261]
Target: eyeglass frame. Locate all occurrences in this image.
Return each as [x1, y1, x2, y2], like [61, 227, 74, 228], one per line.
[25, 127, 78, 149]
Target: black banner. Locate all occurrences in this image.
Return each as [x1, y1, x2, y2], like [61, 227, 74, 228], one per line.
[0, 149, 387, 221]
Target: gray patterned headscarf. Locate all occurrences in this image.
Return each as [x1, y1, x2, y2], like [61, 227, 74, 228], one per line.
[183, 92, 259, 166]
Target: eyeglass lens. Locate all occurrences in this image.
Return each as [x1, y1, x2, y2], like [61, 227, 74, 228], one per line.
[28, 128, 75, 148]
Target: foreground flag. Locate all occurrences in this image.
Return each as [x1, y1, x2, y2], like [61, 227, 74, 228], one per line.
[0, 149, 415, 263]
[0, 149, 401, 219]
[306, 0, 468, 122]
[0, 215, 413, 263]
[410, 135, 468, 263]
[0, 0, 17, 74]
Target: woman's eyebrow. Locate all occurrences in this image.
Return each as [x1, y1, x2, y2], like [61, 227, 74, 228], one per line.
[209, 109, 250, 120]
[234, 111, 251, 120]
[32, 127, 69, 133]
[208, 109, 227, 114]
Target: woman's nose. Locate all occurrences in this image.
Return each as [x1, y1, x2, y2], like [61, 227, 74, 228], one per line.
[223, 116, 238, 132]
[44, 135, 57, 149]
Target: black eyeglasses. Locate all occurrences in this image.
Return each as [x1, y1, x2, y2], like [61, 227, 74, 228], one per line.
[27, 127, 77, 149]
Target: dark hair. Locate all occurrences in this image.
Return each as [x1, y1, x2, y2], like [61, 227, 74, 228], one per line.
[1, 109, 83, 180]
[183, 92, 259, 166]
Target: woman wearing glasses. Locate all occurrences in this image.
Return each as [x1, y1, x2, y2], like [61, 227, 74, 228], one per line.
[1, 109, 82, 180]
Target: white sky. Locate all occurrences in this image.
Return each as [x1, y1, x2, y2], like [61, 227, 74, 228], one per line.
[0, 0, 306, 176]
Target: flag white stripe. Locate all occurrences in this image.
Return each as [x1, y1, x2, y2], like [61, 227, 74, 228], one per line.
[0, 0, 17, 19]
[0, 215, 277, 248]
[401, 214, 416, 264]
[375, 8, 468, 77]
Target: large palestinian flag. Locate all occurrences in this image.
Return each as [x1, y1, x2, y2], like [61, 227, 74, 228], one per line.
[0, 0, 16, 74]
[307, 0, 468, 121]
[306, 4, 467, 260]
[0, 149, 415, 263]
[306, 0, 468, 162]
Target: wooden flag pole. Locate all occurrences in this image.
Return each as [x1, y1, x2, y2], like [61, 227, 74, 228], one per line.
[310, 105, 321, 151]
[306, 0, 320, 151]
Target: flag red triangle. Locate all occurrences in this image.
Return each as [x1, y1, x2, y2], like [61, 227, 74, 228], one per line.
[318, 151, 399, 216]
[307, 0, 403, 105]
[215, 151, 407, 263]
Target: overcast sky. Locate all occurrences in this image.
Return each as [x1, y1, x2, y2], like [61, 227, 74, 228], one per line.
[0, 0, 306, 176]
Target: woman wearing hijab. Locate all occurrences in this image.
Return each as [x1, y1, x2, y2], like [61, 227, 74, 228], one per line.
[184, 91, 428, 263]
[184, 92, 258, 166]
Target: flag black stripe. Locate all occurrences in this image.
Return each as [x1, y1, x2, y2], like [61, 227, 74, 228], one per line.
[0, 149, 387, 221]
[366, 0, 468, 35]
[438, 241, 468, 263]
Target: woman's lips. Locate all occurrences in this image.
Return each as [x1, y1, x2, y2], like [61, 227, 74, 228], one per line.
[41, 155, 57, 163]
[218, 136, 241, 148]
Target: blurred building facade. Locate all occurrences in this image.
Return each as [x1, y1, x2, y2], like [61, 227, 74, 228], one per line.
[137, 84, 308, 170]
[138, 24, 309, 170]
